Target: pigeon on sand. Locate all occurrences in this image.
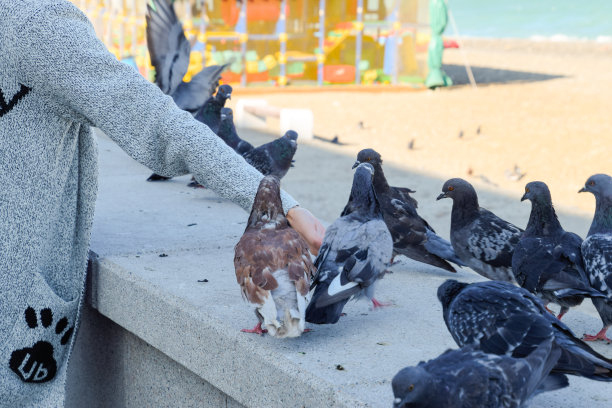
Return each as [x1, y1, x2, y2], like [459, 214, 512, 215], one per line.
[234, 176, 316, 337]
[579, 174, 612, 342]
[353, 149, 464, 273]
[242, 130, 298, 179]
[438, 279, 612, 381]
[305, 163, 393, 324]
[437, 178, 522, 282]
[392, 339, 567, 408]
[513, 181, 602, 319]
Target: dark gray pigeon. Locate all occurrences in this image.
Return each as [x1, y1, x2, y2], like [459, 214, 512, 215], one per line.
[437, 178, 523, 282]
[193, 84, 232, 134]
[513, 181, 602, 319]
[242, 130, 298, 179]
[579, 174, 612, 342]
[217, 108, 254, 156]
[146, 0, 227, 113]
[353, 149, 464, 273]
[392, 339, 567, 408]
[438, 279, 612, 381]
[305, 163, 393, 324]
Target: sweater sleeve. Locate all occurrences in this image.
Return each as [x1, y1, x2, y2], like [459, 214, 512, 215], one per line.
[14, 1, 299, 214]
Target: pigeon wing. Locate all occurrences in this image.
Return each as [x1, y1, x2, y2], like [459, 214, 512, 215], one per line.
[173, 64, 228, 112]
[465, 209, 523, 268]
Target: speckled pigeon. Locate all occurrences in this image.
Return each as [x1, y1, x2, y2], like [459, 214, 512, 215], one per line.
[234, 176, 316, 337]
[579, 173, 612, 342]
[392, 339, 567, 408]
[438, 279, 612, 381]
[437, 178, 523, 282]
[305, 163, 393, 324]
[217, 108, 254, 156]
[513, 181, 603, 320]
[242, 130, 298, 179]
[352, 149, 464, 273]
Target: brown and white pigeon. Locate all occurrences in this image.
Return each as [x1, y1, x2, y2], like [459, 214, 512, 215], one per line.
[234, 175, 316, 338]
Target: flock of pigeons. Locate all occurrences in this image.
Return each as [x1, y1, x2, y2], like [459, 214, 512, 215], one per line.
[145, 0, 299, 186]
[143, 1, 612, 406]
[235, 151, 612, 407]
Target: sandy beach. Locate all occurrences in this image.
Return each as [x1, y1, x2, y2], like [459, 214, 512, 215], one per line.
[235, 38, 612, 228]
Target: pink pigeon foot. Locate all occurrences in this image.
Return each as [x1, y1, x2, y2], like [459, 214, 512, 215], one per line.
[583, 328, 612, 343]
[371, 298, 393, 309]
[241, 322, 267, 335]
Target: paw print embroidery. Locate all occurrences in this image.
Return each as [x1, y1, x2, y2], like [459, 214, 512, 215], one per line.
[8, 307, 74, 383]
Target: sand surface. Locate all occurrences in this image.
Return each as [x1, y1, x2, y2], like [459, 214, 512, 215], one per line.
[235, 38, 611, 224]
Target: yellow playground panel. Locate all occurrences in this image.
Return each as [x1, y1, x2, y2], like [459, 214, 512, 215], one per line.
[70, 0, 432, 87]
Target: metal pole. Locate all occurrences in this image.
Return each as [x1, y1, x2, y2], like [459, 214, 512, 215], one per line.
[355, 0, 363, 84]
[317, 0, 325, 86]
[447, 8, 477, 88]
[278, 0, 287, 86]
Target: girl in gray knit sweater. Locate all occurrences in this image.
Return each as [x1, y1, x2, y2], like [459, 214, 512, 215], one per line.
[0, 1, 324, 406]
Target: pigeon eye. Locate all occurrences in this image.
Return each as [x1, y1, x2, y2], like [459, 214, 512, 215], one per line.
[525, 187, 530, 193]
[589, 181, 596, 186]
[408, 384, 415, 392]
[366, 157, 371, 161]
[448, 186, 454, 191]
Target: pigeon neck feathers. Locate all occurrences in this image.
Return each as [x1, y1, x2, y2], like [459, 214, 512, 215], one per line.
[342, 165, 381, 218]
[450, 187, 480, 228]
[590, 195, 612, 235]
[525, 195, 562, 237]
[437, 280, 468, 319]
[218, 117, 240, 147]
[246, 177, 287, 229]
[371, 162, 391, 193]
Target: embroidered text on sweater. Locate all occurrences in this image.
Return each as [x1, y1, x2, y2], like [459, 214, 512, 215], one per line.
[0, 84, 31, 118]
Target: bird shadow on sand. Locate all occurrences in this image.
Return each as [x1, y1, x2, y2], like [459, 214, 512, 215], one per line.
[443, 64, 566, 86]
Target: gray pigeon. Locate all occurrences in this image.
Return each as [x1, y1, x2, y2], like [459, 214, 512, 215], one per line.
[305, 163, 393, 324]
[242, 130, 298, 179]
[392, 339, 567, 408]
[437, 178, 523, 282]
[146, 0, 226, 113]
[438, 279, 612, 381]
[193, 84, 233, 134]
[217, 108, 254, 156]
[513, 181, 603, 319]
[579, 174, 612, 342]
[353, 149, 464, 273]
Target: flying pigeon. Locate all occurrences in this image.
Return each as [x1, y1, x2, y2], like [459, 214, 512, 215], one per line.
[242, 130, 298, 179]
[353, 149, 464, 273]
[392, 339, 567, 408]
[437, 279, 612, 381]
[305, 163, 393, 324]
[579, 173, 612, 342]
[217, 108, 254, 156]
[194, 84, 233, 134]
[513, 181, 602, 319]
[437, 178, 523, 282]
[146, 0, 227, 113]
[233, 176, 316, 337]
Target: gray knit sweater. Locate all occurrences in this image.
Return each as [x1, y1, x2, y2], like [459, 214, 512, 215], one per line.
[0, 1, 298, 406]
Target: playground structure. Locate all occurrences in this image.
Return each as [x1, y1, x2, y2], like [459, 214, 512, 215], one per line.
[70, 0, 434, 87]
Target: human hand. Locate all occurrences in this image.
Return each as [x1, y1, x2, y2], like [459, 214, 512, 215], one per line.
[286, 207, 325, 256]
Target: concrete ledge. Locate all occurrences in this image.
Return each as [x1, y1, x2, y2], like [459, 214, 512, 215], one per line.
[66, 131, 612, 407]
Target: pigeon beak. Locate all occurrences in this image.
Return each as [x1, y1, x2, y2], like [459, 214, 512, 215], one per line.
[436, 193, 447, 201]
[352, 161, 360, 169]
[520, 193, 527, 202]
[227, 93, 232, 100]
[578, 187, 587, 193]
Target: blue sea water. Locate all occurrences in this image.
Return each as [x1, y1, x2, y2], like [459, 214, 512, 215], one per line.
[448, 0, 612, 41]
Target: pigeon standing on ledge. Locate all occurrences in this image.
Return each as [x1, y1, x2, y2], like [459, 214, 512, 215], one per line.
[438, 279, 612, 381]
[513, 181, 601, 319]
[242, 130, 298, 179]
[352, 149, 464, 273]
[437, 178, 522, 282]
[579, 174, 612, 342]
[392, 339, 567, 408]
[234, 176, 315, 338]
[306, 163, 393, 324]
[217, 108, 254, 156]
